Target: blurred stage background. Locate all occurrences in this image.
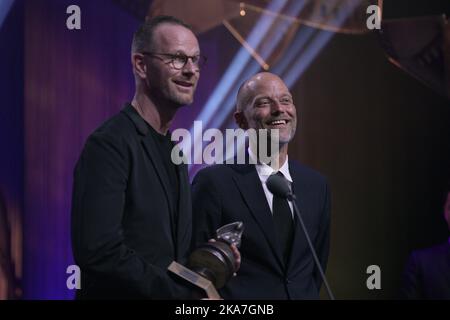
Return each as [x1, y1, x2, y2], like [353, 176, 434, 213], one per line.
[1, 0, 449, 299]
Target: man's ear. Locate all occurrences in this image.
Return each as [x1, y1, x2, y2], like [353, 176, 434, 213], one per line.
[132, 53, 147, 79]
[234, 110, 248, 130]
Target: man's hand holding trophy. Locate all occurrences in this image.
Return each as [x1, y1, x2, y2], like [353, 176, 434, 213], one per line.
[168, 221, 244, 299]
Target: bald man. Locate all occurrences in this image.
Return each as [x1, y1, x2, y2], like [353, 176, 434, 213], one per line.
[191, 72, 331, 299]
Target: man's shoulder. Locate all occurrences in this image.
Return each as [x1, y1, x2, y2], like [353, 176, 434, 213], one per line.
[289, 160, 328, 185]
[192, 163, 254, 188]
[194, 163, 238, 180]
[86, 104, 137, 145]
[194, 161, 328, 183]
[407, 242, 449, 271]
[412, 241, 450, 260]
[93, 106, 135, 136]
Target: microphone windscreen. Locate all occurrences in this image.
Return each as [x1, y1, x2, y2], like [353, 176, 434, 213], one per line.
[266, 174, 291, 198]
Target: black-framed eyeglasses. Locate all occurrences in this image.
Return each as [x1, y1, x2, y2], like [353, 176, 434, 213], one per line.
[141, 52, 207, 70]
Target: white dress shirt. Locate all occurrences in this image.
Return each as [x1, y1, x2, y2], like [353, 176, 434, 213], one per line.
[248, 148, 294, 218]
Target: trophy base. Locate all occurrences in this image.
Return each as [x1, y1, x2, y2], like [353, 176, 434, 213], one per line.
[168, 261, 221, 300]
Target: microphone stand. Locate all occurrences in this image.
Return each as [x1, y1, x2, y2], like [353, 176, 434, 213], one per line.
[288, 192, 335, 300]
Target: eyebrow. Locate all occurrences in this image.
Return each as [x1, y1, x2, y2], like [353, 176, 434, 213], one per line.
[173, 49, 201, 56]
[254, 94, 292, 101]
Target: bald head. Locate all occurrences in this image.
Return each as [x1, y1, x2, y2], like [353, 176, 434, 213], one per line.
[234, 72, 297, 145]
[236, 72, 289, 112]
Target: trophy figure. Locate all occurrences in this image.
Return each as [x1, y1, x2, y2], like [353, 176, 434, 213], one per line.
[168, 221, 244, 299]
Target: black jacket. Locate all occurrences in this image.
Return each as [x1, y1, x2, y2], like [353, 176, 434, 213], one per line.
[401, 241, 450, 299]
[71, 104, 193, 299]
[191, 161, 331, 299]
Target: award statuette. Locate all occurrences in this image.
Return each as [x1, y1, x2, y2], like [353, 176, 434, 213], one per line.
[168, 221, 244, 299]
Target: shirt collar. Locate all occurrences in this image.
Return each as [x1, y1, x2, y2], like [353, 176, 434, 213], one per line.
[248, 147, 293, 183]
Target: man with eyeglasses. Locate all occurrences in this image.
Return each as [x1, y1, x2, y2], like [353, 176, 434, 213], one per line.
[71, 15, 238, 299]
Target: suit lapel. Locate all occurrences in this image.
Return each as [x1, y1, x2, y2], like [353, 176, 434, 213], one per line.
[175, 155, 191, 260]
[121, 104, 175, 226]
[231, 164, 285, 269]
[286, 162, 309, 273]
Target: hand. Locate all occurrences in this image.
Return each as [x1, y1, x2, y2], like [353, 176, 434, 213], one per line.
[230, 243, 241, 275]
[201, 295, 223, 300]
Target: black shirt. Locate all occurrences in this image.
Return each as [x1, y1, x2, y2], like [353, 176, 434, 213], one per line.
[146, 124, 180, 221]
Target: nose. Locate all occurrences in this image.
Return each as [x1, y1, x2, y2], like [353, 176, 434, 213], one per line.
[182, 58, 197, 76]
[270, 100, 285, 114]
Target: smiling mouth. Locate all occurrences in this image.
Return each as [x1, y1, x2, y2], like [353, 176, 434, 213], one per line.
[173, 80, 193, 88]
[267, 119, 289, 126]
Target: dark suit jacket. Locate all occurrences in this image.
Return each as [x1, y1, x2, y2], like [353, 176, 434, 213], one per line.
[191, 161, 331, 299]
[401, 241, 450, 299]
[71, 104, 193, 299]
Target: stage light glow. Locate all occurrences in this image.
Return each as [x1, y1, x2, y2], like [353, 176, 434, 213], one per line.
[0, 0, 15, 28]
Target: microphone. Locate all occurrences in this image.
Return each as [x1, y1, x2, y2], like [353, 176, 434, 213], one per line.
[266, 173, 293, 200]
[266, 174, 335, 300]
